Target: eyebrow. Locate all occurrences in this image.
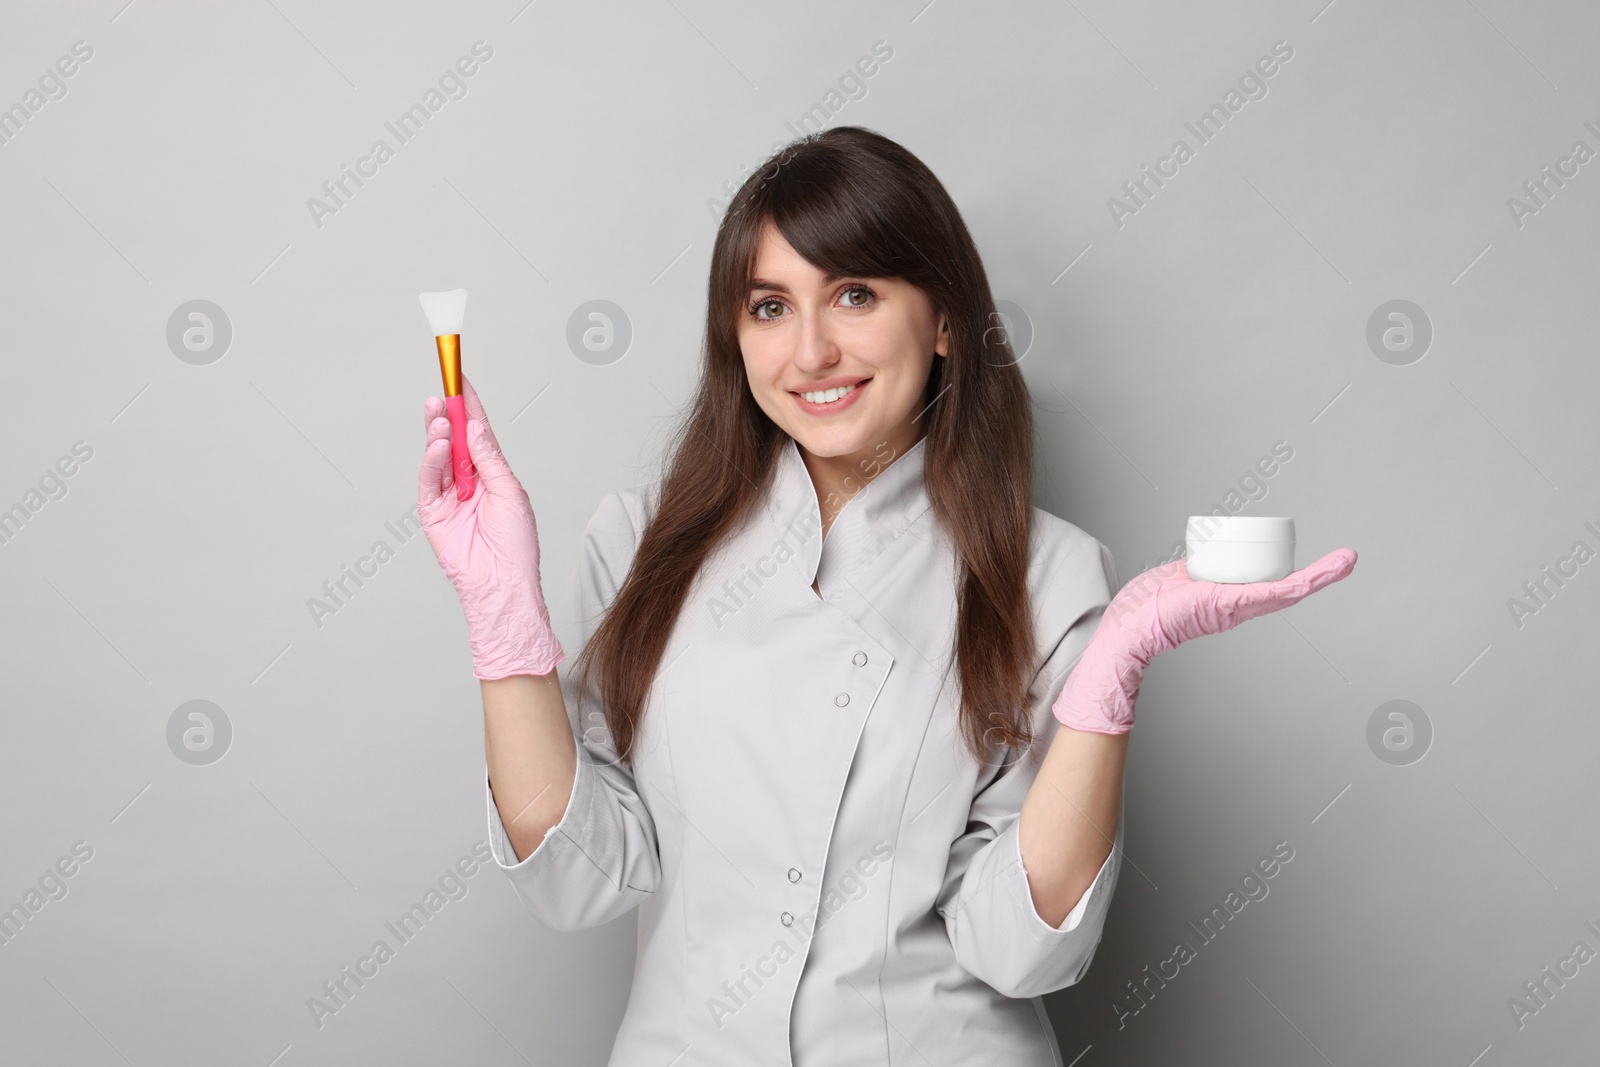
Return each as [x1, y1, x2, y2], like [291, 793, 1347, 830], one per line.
[747, 273, 849, 296]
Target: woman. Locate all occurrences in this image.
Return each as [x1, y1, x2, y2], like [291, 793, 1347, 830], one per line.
[416, 126, 1355, 1065]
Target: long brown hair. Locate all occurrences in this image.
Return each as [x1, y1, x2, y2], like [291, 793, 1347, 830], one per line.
[573, 126, 1038, 765]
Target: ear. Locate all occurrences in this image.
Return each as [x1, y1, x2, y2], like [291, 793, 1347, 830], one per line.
[935, 312, 951, 358]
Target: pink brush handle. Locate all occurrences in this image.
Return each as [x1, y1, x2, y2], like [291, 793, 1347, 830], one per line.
[445, 393, 476, 501]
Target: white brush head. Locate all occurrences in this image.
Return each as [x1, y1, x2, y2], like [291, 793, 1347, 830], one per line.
[418, 289, 468, 335]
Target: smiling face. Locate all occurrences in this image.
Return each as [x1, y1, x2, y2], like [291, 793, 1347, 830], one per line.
[736, 221, 948, 487]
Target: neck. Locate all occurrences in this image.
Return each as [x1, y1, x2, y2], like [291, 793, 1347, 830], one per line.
[798, 416, 926, 539]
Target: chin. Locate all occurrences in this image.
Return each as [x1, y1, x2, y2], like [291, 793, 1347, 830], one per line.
[787, 425, 874, 459]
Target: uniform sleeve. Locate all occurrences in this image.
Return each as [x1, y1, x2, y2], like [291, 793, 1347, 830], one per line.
[485, 488, 663, 932]
[938, 534, 1125, 999]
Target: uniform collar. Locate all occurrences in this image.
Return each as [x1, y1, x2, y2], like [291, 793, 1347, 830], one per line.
[763, 433, 932, 598]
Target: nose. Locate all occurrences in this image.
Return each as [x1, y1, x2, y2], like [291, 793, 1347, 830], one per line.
[791, 304, 841, 375]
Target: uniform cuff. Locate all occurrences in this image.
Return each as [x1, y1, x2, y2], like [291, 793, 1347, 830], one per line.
[1011, 821, 1115, 935]
[485, 730, 589, 871]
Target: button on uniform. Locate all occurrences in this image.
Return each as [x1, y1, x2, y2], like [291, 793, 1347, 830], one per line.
[833, 692, 850, 707]
[788, 867, 802, 882]
[853, 651, 868, 666]
[780, 911, 794, 927]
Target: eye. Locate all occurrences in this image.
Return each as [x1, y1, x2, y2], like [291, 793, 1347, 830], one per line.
[841, 284, 876, 308]
[748, 297, 784, 320]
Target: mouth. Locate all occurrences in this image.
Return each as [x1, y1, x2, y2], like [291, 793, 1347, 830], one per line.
[790, 377, 869, 416]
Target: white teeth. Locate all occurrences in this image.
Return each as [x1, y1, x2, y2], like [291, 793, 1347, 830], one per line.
[800, 382, 858, 404]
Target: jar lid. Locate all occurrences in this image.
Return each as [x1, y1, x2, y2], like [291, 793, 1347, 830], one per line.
[1185, 515, 1296, 543]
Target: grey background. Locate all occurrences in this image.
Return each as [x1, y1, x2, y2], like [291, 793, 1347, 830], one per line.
[1, 0, 1596, 1064]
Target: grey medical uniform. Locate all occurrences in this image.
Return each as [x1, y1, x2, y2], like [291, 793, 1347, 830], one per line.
[486, 434, 1124, 1065]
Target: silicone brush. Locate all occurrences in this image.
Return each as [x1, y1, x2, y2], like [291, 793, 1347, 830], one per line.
[418, 288, 476, 501]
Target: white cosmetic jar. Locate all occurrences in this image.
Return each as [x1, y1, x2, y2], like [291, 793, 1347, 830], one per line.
[1185, 516, 1295, 583]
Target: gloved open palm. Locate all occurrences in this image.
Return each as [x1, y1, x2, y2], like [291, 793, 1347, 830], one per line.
[1053, 548, 1357, 734]
[418, 375, 565, 680]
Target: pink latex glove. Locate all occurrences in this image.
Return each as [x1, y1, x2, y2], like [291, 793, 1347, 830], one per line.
[418, 375, 566, 680]
[1052, 548, 1358, 734]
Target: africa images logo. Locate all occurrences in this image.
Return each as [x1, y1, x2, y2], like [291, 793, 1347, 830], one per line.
[1113, 840, 1295, 1030]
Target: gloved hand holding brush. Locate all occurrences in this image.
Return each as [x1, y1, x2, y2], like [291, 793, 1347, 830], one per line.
[418, 375, 566, 680]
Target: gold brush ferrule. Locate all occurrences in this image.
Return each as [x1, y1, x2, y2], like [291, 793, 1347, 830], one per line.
[435, 335, 462, 396]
